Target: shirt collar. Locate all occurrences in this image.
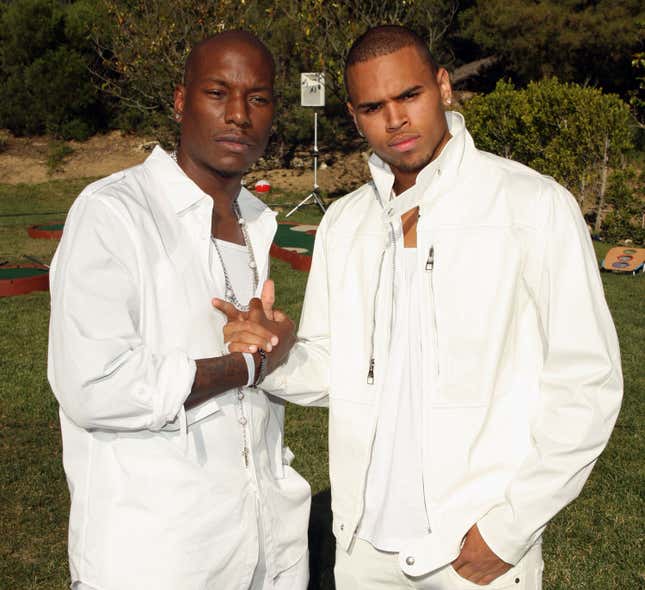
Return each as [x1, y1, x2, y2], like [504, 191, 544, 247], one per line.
[142, 146, 271, 223]
[144, 146, 212, 214]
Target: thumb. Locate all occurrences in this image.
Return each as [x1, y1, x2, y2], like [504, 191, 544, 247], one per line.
[273, 309, 287, 322]
[261, 279, 275, 320]
[212, 298, 243, 321]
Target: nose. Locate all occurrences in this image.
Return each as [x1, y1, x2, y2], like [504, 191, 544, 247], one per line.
[384, 102, 408, 132]
[225, 94, 251, 128]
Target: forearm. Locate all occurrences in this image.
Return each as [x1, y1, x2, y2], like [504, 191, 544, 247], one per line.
[261, 339, 330, 407]
[186, 353, 256, 410]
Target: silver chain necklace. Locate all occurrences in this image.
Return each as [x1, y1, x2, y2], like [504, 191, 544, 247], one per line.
[170, 150, 256, 468]
[212, 200, 258, 468]
[211, 200, 259, 312]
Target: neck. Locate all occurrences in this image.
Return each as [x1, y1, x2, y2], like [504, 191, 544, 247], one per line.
[176, 148, 243, 210]
[392, 130, 452, 195]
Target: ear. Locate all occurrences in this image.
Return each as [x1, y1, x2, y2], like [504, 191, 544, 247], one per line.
[435, 68, 452, 106]
[173, 85, 185, 121]
[347, 102, 363, 137]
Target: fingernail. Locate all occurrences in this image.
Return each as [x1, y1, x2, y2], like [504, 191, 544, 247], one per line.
[271, 336, 278, 345]
[249, 345, 257, 353]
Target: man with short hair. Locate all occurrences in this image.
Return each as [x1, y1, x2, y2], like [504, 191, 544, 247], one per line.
[48, 31, 308, 590]
[222, 25, 622, 589]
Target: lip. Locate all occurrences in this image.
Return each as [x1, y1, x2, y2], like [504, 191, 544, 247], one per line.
[215, 134, 253, 153]
[388, 134, 420, 152]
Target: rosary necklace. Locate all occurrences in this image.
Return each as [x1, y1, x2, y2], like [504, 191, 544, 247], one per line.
[171, 150, 257, 467]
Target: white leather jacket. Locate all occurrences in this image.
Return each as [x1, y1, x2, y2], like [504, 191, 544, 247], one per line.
[263, 112, 622, 576]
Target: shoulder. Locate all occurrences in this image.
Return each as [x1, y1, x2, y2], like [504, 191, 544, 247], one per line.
[319, 181, 377, 229]
[75, 160, 149, 212]
[472, 148, 574, 218]
[478, 150, 557, 194]
[64, 161, 153, 242]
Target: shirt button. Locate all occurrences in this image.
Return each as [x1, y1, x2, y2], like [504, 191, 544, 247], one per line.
[238, 417, 247, 426]
[405, 556, 415, 566]
[437, 168, 442, 176]
[237, 391, 245, 400]
[339, 524, 344, 531]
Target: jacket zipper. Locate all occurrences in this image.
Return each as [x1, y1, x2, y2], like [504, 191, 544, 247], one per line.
[425, 245, 434, 271]
[367, 247, 387, 384]
[423, 244, 439, 534]
[425, 245, 440, 378]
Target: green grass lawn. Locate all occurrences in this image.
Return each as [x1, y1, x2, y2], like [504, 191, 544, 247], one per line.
[0, 179, 643, 589]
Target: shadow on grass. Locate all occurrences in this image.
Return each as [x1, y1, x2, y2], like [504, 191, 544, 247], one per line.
[308, 488, 336, 590]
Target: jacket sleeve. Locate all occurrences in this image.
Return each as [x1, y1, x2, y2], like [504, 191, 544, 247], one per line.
[477, 184, 623, 564]
[48, 195, 196, 431]
[261, 211, 331, 407]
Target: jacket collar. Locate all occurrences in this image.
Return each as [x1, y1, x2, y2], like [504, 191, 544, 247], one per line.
[367, 111, 470, 208]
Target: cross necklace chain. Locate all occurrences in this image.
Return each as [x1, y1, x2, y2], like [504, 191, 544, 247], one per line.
[170, 149, 258, 467]
[212, 200, 259, 468]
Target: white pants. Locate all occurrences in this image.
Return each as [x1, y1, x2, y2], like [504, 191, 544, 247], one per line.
[72, 547, 308, 590]
[335, 537, 543, 590]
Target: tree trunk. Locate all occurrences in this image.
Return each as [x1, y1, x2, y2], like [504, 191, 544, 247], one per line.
[594, 135, 610, 235]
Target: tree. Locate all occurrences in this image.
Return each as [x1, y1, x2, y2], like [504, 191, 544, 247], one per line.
[459, 0, 644, 96]
[0, 0, 111, 139]
[92, 0, 459, 156]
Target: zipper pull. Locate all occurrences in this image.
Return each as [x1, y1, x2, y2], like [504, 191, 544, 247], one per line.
[425, 246, 434, 271]
[367, 358, 375, 385]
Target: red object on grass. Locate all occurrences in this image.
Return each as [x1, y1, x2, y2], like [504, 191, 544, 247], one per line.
[27, 223, 64, 240]
[254, 179, 271, 193]
[0, 264, 49, 297]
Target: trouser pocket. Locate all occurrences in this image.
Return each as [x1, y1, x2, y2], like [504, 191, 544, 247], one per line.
[444, 543, 543, 590]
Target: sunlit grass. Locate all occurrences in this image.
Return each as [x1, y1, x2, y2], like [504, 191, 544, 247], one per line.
[0, 179, 642, 589]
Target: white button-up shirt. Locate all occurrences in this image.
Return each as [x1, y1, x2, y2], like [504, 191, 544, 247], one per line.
[48, 147, 310, 590]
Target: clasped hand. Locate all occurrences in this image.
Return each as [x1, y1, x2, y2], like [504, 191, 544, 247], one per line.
[212, 280, 295, 373]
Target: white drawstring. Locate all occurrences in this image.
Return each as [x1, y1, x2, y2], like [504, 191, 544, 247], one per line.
[179, 405, 188, 453]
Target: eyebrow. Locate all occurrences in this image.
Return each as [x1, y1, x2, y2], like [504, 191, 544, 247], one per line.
[355, 85, 424, 110]
[202, 78, 273, 93]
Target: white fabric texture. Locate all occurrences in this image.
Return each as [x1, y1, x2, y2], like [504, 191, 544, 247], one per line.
[48, 147, 310, 590]
[335, 537, 543, 590]
[212, 237, 256, 306]
[358, 248, 429, 551]
[262, 111, 622, 576]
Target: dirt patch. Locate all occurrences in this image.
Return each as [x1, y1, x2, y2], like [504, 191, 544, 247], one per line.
[0, 131, 153, 184]
[246, 150, 370, 196]
[0, 130, 371, 196]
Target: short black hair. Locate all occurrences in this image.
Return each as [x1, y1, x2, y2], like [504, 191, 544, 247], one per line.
[183, 30, 275, 86]
[344, 25, 437, 101]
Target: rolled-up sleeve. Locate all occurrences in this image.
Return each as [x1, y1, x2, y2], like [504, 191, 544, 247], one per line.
[48, 194, 196, 431]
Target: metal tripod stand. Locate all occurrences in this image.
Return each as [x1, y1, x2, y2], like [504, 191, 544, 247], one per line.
[286, 111, 327, 217]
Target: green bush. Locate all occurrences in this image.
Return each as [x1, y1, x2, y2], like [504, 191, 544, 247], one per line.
[462, 78, 636, 241]
[0, 0, 110, 139]
[46, 140, 75, 174]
